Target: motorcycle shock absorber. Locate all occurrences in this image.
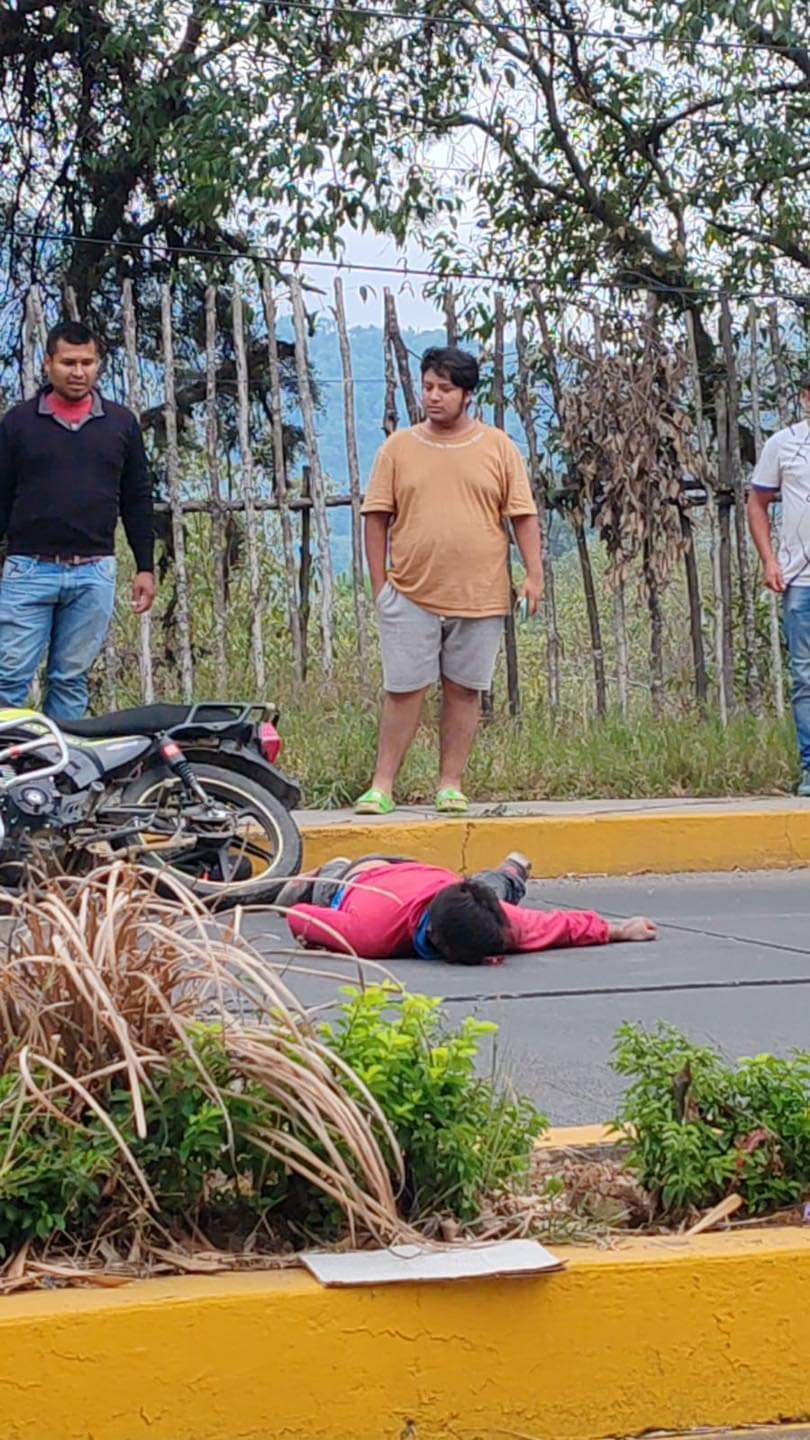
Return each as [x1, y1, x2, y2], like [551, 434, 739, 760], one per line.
[159, 740, 208, 803]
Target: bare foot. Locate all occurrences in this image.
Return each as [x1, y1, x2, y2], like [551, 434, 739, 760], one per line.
[608, 916, 657, 943]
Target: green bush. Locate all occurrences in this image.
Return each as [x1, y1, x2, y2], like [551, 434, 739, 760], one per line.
[0, 1041, 286, 1256]
[321, 985, 547, 1221]
[613, 1022, 810, 1216]
[0, 997, 546, 1255]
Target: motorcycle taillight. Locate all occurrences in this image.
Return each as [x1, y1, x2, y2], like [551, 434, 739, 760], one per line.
[258, 720, 281, 763]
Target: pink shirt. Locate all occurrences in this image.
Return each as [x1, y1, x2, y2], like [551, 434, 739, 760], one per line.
[286, 862, 609, 961]
[44, 390, 93, 423]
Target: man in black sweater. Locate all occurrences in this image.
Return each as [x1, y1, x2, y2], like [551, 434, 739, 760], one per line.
[0, 321, 154, 720]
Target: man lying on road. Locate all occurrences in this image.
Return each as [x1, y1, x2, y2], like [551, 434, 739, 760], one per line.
[278, 852, 656, 965]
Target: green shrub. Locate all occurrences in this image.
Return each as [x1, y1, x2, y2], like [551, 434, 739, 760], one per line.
[321, 985, 547, 1221]
[0, 1042, 286, 1256]
[613, 1022, 810, 1215]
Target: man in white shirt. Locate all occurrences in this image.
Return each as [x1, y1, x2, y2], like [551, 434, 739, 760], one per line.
[748, 376, 810, 795]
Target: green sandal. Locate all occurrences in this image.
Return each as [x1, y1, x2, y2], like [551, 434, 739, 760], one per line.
[353, 788, 396, 816]
[435, 787, 469, 815]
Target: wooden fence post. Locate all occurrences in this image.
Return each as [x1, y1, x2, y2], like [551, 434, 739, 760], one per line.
[160, 285, 194, 702]
[334, 277, 367, 662]
[122, 279, 154, 704]
[299, 466, 312, 677]
[750, 300, 784, 719]
[719, 290, 762, 714]
[204, 285, 229, 695]
[492, 292, 520, 718]
[232, 283, 267, 694]
[515, 301, 560, 714]
[535, 295, 606, 718]
[384, 289, 420, 425]
[289, 274, 335, 676]
[261, 273, 305, 684]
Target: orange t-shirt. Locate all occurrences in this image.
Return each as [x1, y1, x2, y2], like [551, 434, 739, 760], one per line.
[361, 421, 537, 617]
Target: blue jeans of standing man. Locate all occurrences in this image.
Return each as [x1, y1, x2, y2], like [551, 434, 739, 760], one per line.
[783, 584, 810, 769]
[0, 555, 117, 721]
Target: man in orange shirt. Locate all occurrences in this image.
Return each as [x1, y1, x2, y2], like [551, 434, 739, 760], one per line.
[355, 346, 543, 816]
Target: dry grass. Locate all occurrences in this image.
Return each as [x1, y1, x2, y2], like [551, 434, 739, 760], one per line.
[0, 862, 410, 1288]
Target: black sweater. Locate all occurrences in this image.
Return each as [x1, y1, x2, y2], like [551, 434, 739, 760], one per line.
[0, 389, 154, 571]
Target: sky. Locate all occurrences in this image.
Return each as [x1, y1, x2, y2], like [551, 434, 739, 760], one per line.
[300, 226, 447, 330]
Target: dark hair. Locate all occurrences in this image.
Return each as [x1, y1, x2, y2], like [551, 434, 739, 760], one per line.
[798, 372, 810, 393]
[420, 345, 479, 393]
[46, 321, 101, 357]
[427, 881, 509, 965]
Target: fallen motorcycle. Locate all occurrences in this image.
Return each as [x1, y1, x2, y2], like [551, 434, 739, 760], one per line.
[0, 702, 303, 906]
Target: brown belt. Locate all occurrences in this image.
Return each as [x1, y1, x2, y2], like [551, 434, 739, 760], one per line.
[30, 554, 111, 566]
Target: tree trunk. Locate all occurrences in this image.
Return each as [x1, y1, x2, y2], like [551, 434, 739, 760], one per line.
[443, 287, 459, 346]
[204, 285, 229, 696]
[22, 291, 39, 400]
[122, 279, 154, 703]
[334, 276, 367, 664]
[261, 274, 305, 683]
[289, 274, 335, 676]
[63, 285, 80, 321]
[719, 291, 762, 714]
[160, 285, 194, 702]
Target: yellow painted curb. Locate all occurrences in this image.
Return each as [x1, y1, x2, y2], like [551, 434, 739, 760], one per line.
[301, 807, 810, 876]
[538, 1122, 619, 1149]
[2, 1228, 810, 1440]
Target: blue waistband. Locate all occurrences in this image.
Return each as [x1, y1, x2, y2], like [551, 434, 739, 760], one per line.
[330, 883, 347, 910]
[414, 907, 440, 961]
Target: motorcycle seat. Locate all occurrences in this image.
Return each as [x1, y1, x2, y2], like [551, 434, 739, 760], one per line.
[60, 704, 247, 739]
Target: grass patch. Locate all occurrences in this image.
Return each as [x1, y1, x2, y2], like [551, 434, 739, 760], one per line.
[279, 687, 796, 808]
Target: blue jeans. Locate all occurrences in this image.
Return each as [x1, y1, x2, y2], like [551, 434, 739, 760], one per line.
[0, 555, 117, 721]
[783, 585, 810, 768]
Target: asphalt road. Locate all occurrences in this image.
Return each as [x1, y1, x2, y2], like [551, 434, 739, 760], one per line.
[243, 869, 810, 1125]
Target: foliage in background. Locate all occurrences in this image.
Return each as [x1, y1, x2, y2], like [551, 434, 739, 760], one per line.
[613, 1021, 810, 1216]
[322, 986, 546, 1222]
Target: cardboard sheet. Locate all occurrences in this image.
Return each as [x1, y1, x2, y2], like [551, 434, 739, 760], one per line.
[301, 1238, 564, 1287]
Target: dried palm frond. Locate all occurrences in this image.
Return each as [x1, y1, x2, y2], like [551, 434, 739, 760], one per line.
[560, 308, 710, 598]
[0, 862, 406, 1264]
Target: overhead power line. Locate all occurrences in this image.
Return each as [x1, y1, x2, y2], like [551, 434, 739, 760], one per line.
[246, 0, 810, 56]
[2, 225, 809, 302]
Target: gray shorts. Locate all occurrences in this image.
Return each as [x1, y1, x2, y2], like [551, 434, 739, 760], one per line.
[375, 581, 504, 693]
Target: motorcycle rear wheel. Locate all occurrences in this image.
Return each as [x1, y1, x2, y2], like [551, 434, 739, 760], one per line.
[119, 761, 302, 908]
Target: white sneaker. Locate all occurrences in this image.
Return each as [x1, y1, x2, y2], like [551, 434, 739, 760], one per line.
[504, 850, 532, 879]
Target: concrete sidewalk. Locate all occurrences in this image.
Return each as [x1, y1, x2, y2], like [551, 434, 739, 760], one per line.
[295, 795, 810, 877]
[297, 794, 810, 826]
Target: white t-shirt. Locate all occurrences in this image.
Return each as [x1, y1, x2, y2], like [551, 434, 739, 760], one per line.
[752, 419, 810, 587]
